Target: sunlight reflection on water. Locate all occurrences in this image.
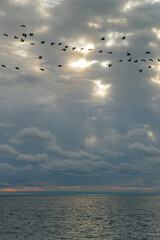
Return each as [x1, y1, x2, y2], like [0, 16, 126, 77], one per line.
[0, 194, 160, 239]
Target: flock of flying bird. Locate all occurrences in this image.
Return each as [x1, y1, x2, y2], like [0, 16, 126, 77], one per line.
[1, 24, 160, 73]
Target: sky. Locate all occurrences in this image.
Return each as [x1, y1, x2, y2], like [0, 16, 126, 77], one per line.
[0, 0, 160, 193]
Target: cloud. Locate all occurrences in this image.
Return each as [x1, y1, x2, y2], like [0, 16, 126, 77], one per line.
[17, 153, 49, 162]
[10, 126, 62, 152]
[0, 122, 12, 128]
[130, 142, 160, 156]
[0, 144, 18, 157]
[1, 0, 160, 190]
[0, 163, 16, 171]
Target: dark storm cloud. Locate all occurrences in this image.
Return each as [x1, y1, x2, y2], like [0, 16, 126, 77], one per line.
[0, 0, 160, 190]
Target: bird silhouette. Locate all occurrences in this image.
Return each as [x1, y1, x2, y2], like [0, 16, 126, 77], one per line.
[119, 59, 123, 62]
[141, 59, 146, 62]
[65, 46, 69, 48]
[138, 70, 143, 73]
[15, 67, 20, 70]
[40, 68, 44, 71]
[20, 38, 25, 42]
[22, 33, 27, 38]
[108, 64, 113, 67]
[3, 34, 8, 37]
[14, 36, 18, 39]
[41, 41, 45, 44]
[149, 59, 153, 62]
[72, 47, 76, 50]
[38, 56, 42, 59]
[108, 51, 112, 54]
[148, 66, 152, 68]
[99, 50, 103, 53]
[1, 65, 6, 67]
[158, 59, 160, 62]
[145, 51, 151, 54]
[81, 48, 84, 51]
[128, 58, 132, 62]
[29, 33, 34, 36]
[30, 43, 35, 45]
[21, 25, 26, 27]
[127, 52, 131, 56]
[101, 37, 105, 40]
[62, 48, 66, 51]
[58, 65, 62, 67]
[121, 36, 126, 40]
[50, 42, 55, 46]
[134, 60, 138, 62]
[59, 43, 62, 46]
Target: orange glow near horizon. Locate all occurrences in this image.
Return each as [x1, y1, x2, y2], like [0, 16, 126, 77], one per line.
[0, 187, 44, 192]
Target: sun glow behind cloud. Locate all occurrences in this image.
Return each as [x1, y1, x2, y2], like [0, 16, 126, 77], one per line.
[69, 58, 97, 69]
[94, 80, 111, 98]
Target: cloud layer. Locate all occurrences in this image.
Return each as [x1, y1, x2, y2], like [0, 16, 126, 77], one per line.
[0, 0, 160, 192]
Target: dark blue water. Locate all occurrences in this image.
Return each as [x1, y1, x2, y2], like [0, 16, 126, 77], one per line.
[0, 194, 160, 239]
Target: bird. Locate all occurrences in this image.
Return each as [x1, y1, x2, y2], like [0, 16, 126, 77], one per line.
[22, 33, 27, 38]
[50, 42, 55, 46]
[62, 48, 66, 51]
[3, 34, 8, 37]
[41, 41, 45, 44]
[59, 43, 62, 46]
[121, 36, 126, 40]
[81, 48, 84, 51]
[145, 51, 151, 54]
[148, 66, 152, 68]
[127, 52, 131, 56]
[20, 38, 25, 42]
[108, 64, 113, 67]
[108, 51, 112, 54]
[101, 37, 105, 40]
[38, 56, 42, 59]
[21, 25, 26, 27]
[58, 65, 62, 67]
[15, 67, 19, 70]
[99, 50, 103, 53]
[149, 59, 153, 62]
[65, 46, 69, 48]
[14, 36, 18, 39]
[119, 59, 123, 62]
[141, 59, 146, 62]
[72, 47, 76, 50]
[158, 59, 160, 62]
[138, 70, 143, 73]
[88, 49, 92, 51]
[30, 43, 35, 45]
[128, 58, 132, 62]
[29, 33, 34, 36]
[40, 68, 44, 71]
[1, 65, 6, 67]
[134, 60, 138, 62]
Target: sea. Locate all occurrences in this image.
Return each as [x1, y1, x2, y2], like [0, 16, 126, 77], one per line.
[0, 194, 160, 240]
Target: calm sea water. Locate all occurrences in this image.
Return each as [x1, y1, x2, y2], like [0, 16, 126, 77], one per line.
[0, 194, 160, 239]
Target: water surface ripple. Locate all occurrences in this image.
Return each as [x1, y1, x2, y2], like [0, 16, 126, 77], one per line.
[0, 194, 160, 239]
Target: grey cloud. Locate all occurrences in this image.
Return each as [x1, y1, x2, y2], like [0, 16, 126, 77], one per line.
[126, 128, 149, 140]
[1, 0, 160, 189]
[0, 163, 16, 171]
[10, 126, 62, 150]
[130, 142, 160, 156]
[0, 122, 12, 128]
[17, 153, 49, 162]
[0, 144, 18, 157]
